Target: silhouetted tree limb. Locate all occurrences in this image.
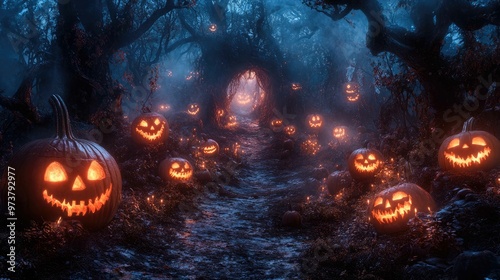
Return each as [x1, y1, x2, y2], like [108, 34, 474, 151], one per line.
[112, 0, 194, 50]
[0, 73, 40, 124]
[304, 0, 500, 113]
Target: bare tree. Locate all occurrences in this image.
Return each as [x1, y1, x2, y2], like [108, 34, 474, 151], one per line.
[304, 0, 500, 119]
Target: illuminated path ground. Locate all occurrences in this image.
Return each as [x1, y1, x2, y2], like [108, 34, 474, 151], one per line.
[166, 117, 308, 278]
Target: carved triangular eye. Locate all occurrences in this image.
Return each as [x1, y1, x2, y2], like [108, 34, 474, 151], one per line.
[368, 154, 376, 160]
[44, 162, 68, 182]
[373, 197, 383, 206]
[447, 138, 460, 149]
[355, 154, 364, 161]
[172, 163, 180, 169]
[140, 120, 148, 127]
[184, 163, 190, 169]
[88, 160, 106, 180]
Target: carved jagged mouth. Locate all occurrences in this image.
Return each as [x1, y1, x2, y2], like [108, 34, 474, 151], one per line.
[444, 147, 491, 168]
[347, 96, 359, 102]
[354, 161, 380, 172]
[42, 184, 112, 217]
[372, 200, 412, 224]
[203, 146, 217, 154]
[135, 124, 165, 141]
[309, 122, 322, 128]
[169, 170, 193, 181]
[188, 109, 199, 115]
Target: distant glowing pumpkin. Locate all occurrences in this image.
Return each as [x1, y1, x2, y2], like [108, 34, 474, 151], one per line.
[200, 139, 219, 157]
[159, 158, 193, 183]
[187, 103, 200, 116]
[235, 92, 253, 105]
[344, 82, 360, 102]
[333, 126, 348, 140]
[131, 112, 169, 144]
[209, 23, 217, 32]
[226, 115, 238, 128]
[369, 183, 435, 233]
[438, 117, 500, 171]
[284, 125, 296, 136]
[270, 118, 283, 131]
[291, 83, 302, 91]
[307, 114, 323, 129]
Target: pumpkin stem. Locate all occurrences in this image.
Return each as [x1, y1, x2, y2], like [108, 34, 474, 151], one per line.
[49, 95, 75, 139]
[363, 141, 370, 149]
[462, 117, 475, 132]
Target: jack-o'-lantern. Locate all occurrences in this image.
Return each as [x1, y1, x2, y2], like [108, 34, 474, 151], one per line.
[348, 147, 384, 180]
[235, 92, 253, 105]
[2, 95, 122, 229]
[208, 23, 217, 32]
[369, 183, 435, 233]
[291, 83, 302, 91]
[187, 103, 200, 116]
[333, 126, 348, 140]
[344, 82, 360, 102]
[158, 103, 171, 112]
[159, 157, 193, 183]
[307, 114, 323, 129]
[131, 112, 169, 144]
[270, 118, 283, 130]
[217, 109, 225, 118]
[438, 117, 500, 171]
[226, 115, 238, 128]
[200, 139, 219, 157]
[284, 125, 296, 137]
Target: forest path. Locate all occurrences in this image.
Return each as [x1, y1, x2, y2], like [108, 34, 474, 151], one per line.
[166, 117, 307, 279]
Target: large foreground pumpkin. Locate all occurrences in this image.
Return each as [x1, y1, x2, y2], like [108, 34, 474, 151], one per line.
[2, 95, 122, 229]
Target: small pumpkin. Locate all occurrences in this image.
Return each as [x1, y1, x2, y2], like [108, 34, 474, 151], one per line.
[2, 95, 122, 229]
[369, 183, 435, 233]
[333, 126, 348, 140]
[326, 171, 352, 196]
[284, 125, 296, 137]
[291, 83, 302, 91]
[131, 112, 169, 144]
[187, 103, 200, 116]
[282, 210, 302, 228]
[235, 92, 253, 105]
[159, 157, 193, 183]
[438, 117, 500, 171]
[306, 114, 323, 130]
[216, 109, 225, 118]
[344, 82, 360, 102]
[226, 115, 238, 128]
[348, 147, 384, 180]
[208, 23, 217, 32]
[200, 139, 219, 157]
[270, 118, 283, 131]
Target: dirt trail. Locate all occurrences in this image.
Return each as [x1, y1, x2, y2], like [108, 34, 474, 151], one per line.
[166, 118, 308, 279]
